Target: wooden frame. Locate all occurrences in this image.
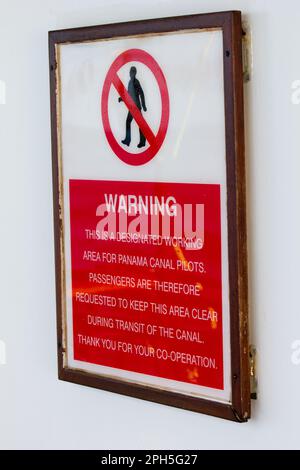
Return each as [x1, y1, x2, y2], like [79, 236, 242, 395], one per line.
[49, 11, 250, 422]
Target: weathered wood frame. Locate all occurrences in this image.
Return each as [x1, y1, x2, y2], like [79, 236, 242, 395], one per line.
[49, 11, 250, 422]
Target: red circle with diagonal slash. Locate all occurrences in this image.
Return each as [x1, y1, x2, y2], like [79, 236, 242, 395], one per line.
[101, 49, 169, 166]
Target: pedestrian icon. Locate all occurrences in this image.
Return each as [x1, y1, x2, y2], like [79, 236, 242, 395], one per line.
[118, 66, 147, 148]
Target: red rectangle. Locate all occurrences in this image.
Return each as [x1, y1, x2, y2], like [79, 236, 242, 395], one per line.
[69, 180, 224, 390]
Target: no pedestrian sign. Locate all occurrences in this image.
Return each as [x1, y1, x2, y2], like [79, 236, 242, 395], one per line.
[50, 12, 250, 421]
[101, 49, 169, 165]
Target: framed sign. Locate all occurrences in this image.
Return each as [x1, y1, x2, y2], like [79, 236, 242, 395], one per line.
[49, 11, 250, 422]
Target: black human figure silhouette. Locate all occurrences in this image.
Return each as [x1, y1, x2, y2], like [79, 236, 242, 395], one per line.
[118, 66, 147, 148]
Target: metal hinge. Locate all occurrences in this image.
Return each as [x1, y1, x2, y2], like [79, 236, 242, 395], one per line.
[242, 20, 252, 82]
[249, 345, 257, 399]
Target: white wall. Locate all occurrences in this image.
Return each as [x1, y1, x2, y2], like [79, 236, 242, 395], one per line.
[0, 0, 300, 450]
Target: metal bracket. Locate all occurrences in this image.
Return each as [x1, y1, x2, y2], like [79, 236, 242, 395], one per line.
[249, 345, 257, 399]
[242, 20, 252, 82]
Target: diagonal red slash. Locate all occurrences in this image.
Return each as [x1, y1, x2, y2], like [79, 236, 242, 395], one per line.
[101, 49, 169, 166]
[112, 73, 156, 147]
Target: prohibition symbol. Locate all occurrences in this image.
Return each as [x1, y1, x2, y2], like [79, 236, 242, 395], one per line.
[101, 49, 169, 166]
